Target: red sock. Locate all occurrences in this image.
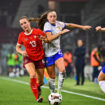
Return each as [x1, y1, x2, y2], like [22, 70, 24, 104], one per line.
[30, 78, 39, 100]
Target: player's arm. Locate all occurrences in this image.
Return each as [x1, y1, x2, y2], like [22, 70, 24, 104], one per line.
[16, 44, 28, 57]
[96, 26, 105, 32]
[45, 29, 70, 42]
[66, 23, 91, 30]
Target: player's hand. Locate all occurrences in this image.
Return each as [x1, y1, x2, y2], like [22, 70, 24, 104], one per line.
[96, 26, 102, 31]
[21, 51, 28, 57]
[38, 35, 46, 41]
[61, 29, 70, 35]
[38, 35, 49, 42]
[82, 25, 92, 30]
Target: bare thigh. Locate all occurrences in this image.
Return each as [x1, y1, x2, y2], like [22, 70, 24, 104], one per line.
[25, 62, 37, 78]
[55, 57, 65, 72]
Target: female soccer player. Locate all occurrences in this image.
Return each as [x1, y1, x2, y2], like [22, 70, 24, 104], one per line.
[96, 26, 105, 93]
[16, 16, 45, 102]
[29, 10, 91, 94]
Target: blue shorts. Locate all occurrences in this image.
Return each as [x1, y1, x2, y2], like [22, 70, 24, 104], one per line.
[102, 66, 105, 74]
[45, 51, 63, 67]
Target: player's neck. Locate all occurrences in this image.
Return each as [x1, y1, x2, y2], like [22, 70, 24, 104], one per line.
[25, 28, 33, 35]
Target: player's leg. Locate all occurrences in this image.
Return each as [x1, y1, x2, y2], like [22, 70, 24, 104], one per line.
[98, 66, 105, 93]
[36, 68, 44, 102]
[55, 57, 66, 93]
[47, 65, 56, 93]
[25, 62, 39, 101]
[45, 56, 56, 93]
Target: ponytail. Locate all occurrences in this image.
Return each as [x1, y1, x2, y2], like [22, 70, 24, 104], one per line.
[29, 10, 56, 31]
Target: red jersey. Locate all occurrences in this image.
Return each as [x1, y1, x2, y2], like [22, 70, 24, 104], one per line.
[17, 28, 45, 61]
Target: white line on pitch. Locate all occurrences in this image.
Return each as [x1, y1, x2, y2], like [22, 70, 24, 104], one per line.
[0, 77, 105, 101]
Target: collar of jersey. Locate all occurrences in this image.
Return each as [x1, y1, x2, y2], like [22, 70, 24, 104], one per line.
[51, 24, 56, 26]
[24, 29, 33, 35]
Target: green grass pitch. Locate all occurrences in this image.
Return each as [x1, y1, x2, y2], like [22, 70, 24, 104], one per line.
[0, 76, 105, 105]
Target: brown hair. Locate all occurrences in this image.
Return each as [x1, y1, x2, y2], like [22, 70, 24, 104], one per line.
[29, 10, 56, 30]
[19, 16, 29, 21]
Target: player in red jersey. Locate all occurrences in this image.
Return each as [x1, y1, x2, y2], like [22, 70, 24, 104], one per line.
[16, 16, 45, 102]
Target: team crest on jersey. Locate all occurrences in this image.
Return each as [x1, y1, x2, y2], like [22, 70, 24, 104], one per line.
[57, 26, 61, 30]
[25, 38, 28, 41]
[34, 35, 36, 39]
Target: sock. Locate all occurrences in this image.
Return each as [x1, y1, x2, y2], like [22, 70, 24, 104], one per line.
[99, 81, 105, 93]
[38, 86, 41, 98]
[58, 72, 65, 92]
[30, 78, 39, 100]
[48, 78, 55, 93]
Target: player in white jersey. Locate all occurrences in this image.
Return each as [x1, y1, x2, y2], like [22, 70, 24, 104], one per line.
[29, 10, 91, 94]
[96, 26, 105, 93]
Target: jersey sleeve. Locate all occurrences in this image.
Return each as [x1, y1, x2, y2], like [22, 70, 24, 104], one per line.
[57, 21, 66, 29]
[17, 33, 23, 45]
[44, 22, 52, 33]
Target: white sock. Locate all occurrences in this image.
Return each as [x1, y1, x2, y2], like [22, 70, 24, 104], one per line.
[99, 81, 105, 93]
[58, 72, 65, 90]
[48, 78, 55, 93]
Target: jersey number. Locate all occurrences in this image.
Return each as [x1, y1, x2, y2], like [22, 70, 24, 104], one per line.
[30, 41, 36, 47]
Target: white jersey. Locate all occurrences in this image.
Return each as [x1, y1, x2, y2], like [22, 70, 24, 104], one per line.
[44, 21, 66, 57]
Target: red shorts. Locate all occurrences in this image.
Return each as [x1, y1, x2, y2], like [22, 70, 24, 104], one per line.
[23, 57, 45, 69]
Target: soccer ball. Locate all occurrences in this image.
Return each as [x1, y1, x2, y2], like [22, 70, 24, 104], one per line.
[48, 93, 62, 105]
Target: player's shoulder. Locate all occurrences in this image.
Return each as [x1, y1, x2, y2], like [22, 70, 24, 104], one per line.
[32, 28, 45, 36]
[33, 28, 43, 33]
[19, 31, 24, 37]
[56, 21, 64, 25]
[44, 21, 52, 26]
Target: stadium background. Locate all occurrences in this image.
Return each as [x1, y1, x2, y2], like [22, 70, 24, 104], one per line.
[1, 0, 105, 75]
[0, 0, 105, 105]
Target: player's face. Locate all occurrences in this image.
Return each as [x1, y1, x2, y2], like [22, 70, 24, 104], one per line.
[47, 11, 57, 24]
[19, 18, 31, 32]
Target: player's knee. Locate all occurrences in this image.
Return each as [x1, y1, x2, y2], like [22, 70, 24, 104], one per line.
[48, 72, 56, 79]
[59, 68, 65, 73]
[30, 73, 36, 78]
[38, 78, 44, 86]
[49, 74, 56, 79]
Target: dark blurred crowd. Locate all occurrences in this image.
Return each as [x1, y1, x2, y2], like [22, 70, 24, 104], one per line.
[64, 39, 105, 85]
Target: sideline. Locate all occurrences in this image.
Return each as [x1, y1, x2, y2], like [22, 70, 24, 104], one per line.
[0, 77, 105, 101]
